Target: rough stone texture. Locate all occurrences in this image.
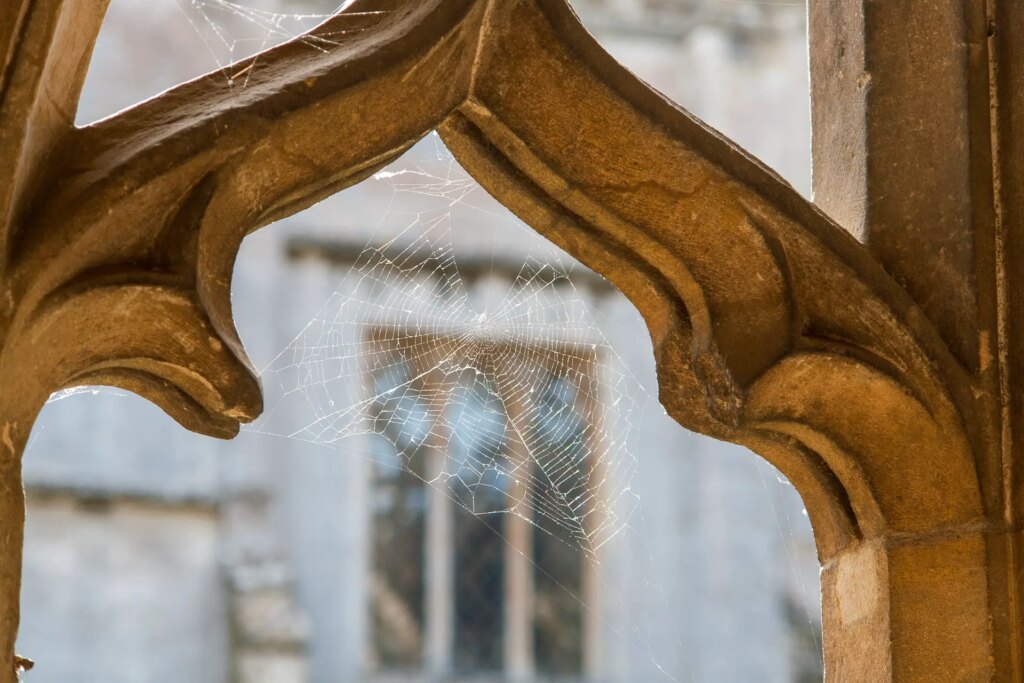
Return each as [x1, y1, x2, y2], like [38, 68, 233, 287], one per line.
[0, 0, 1020, 680]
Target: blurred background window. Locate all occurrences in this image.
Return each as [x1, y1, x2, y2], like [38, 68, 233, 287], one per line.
[367, 341, 594, 680]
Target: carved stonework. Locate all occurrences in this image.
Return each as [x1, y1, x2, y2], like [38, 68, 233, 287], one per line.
[0, 1, 1021, 680]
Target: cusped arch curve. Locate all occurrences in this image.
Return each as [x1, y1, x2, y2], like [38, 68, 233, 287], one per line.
[18, 0, 981, 564]
[0, 0, 993, 679]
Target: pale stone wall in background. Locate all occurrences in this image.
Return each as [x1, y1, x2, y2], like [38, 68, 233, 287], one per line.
[18, 496, 228, 682]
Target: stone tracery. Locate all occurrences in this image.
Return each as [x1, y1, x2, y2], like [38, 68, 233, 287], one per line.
[1, 1, 1021, 680]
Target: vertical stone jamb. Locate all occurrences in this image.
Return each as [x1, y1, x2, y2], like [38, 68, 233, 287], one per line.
[810, 1, 1012, 679]
[809, 0, 982, 369]
[989, 0, 1024, 677]
[0, 418, 25, 683]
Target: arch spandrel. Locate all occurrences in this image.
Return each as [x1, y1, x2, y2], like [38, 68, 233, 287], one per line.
[0, 0, 1000, 680]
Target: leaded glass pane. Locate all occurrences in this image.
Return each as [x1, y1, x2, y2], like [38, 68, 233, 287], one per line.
[368, 356, 431, 669]
[450, 371, 507, 674]
[532, 372, 587, 677]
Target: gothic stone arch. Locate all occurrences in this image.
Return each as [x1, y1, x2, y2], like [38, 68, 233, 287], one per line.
[1, 0, 1021, 680]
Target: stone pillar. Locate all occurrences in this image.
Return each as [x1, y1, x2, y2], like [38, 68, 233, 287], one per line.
[0, 419, 26, 683]
[809, 1, 1024, 678]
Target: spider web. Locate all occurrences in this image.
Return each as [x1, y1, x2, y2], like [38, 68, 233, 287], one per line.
[254, 143, 641, 558]
[146, 2, 823, 680]
[176, 1, 645, 555]
[242, 132, 708, 679]
[176, 0, 372, 84]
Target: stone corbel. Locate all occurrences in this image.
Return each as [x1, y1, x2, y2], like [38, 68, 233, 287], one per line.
[0, 0, 999, 680]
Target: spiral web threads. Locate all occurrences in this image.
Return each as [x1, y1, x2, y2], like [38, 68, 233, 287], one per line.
[257, 152, 642, 558]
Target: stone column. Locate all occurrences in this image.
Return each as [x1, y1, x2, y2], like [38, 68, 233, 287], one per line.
[810, 1, 1024, 678]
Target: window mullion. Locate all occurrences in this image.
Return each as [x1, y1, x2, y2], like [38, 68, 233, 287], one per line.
[577, 353, 603, 680]
[419, 361, 455, 678]
[498, 355, 536, 682]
